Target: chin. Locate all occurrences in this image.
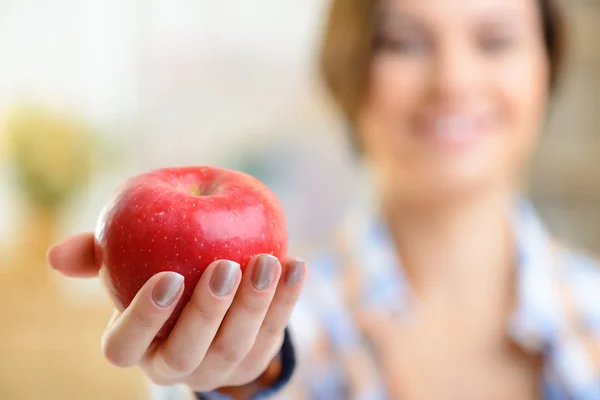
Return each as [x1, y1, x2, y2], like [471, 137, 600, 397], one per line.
[396, 160, 508, 204]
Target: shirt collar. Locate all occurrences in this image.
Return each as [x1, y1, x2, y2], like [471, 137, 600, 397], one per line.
[508, 199, 564, 353]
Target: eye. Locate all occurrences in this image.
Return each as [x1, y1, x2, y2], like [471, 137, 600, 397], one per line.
[479, 35, 514, 53]
[476, 21, 519, 54]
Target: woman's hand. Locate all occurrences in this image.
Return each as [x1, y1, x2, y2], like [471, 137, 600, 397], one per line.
[47, 233, 306, 393]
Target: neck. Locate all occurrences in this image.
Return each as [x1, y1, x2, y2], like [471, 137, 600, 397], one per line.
[381, 186, 516, 303]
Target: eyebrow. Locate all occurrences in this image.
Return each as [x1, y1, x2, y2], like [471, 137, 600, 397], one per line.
[376, 4, 529, 34]
[475, 11, 527, 34]
[375, 9, 424, 34]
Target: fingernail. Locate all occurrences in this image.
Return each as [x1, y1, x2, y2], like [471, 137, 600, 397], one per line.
[252, 254, 278, 291]
[210, 261, 240, 297]
[285, 260, 305, 286]
[153, 272, 184, 307]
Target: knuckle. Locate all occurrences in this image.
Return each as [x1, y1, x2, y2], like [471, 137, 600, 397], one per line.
[157, 351, 198, 376]
[188, 295, 223, 323]
[240, 296, 268, 316]
[261, 324, 282, 342]
[129, 308, 159, 330]
[212, 341, 249, 365]
[102, 338, 134, 368]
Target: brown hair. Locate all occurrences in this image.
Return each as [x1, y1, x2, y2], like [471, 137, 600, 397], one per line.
[319, 0, 568, 124]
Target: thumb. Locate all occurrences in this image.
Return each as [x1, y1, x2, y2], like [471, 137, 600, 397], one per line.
[47, 232, 101, 278]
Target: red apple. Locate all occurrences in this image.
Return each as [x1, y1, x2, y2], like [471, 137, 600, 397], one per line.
[94, 166, 288, 339]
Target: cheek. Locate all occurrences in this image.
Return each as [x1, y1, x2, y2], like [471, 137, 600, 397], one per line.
[359, 57, 426, 154]
[368, 56, 426, 118]
[494, 55, 549, 156]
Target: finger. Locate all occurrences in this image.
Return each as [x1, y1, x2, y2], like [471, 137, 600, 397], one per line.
[201, 254, 281, 374]
[47, 233, 100, 278]
[149, 260, 241, 377]
[106, 309, 120, 330]
[239, 258, 306, 372]
[101, 271, 184, 368]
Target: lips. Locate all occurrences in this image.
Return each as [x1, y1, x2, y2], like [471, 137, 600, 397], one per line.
[414, 113, 491, 150]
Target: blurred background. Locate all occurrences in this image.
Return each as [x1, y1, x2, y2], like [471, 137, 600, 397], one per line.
[0, 1, 598, 399]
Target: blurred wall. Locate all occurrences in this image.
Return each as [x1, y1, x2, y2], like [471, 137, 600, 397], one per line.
[530, 0, 600, 253]
[0, 0, 599, 254]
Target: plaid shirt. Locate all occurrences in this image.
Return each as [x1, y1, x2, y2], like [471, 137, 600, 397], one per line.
[155, 197, 600, 400]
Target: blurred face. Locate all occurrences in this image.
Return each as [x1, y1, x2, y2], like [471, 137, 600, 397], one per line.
[357, 0, 550, 202]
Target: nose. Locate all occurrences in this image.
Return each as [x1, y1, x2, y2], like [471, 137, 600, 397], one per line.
[428, 41, 481, 106]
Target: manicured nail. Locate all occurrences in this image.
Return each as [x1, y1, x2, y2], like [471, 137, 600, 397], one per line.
[252, 254, 279, 291]
[153, 272, 184, 307]
[285, 260, 305, 286]
[210, 260, 240, 297]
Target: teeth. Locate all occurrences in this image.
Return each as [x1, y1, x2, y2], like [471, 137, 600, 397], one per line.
[432, 116, 476, 141]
